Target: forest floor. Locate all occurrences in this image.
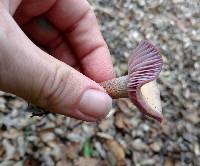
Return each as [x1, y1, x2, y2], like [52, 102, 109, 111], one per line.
[0, 0, 200, 166]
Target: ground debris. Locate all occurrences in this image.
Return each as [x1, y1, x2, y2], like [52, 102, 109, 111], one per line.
[0, 0, 200, 165]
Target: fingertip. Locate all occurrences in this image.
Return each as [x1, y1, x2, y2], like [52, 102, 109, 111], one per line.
[78, 89, 112, 119]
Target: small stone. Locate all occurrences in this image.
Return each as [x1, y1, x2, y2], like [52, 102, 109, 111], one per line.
[140, 124, 150, 132]
[94, 142, 106, 158]
[138, 0, 146, 6]
[131, 139, 149, 151]
[131, 130, 137, 138]
[0, 91, 5, 96]
[0, 97, 6, 104]
[8, 99, 25, 109]
[82, 124, 95, 138]
[172, 0, 184, 3]
[0, 99, 6, 111]
[185, 112, 200, 124]
[3, 139, 15, 160]
[193, 143, 200, 156]
[67, 133, 82, 142]
[40, 132, 55, 142]
[182, 133, 194, 143]
[3, 129, 20, 139]
[17, 136, 25, 157]
[27, 136, 38, 142]
[49, 143, 61, 161]
[119, 63, 128, 74]
[175, 161, 182, 166]
[107, 152, 117, 166]
[140, 158, 156, 165]
[136, 129, 145, 137]
[131, 31, 140, 39]
[54, 128, 64, 136]
[150, 142, 162, 152]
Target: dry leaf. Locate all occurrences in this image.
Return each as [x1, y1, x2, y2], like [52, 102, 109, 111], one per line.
[164, 157, 174, 166]
[117, 99, 136, 116]
[0, 144, 5, 158]
[117, 99, 129, 113]
[105, 140, 125, 166]
[74, 157, 98, 166]
[96, 132, 113, 140]
[62, 143, 81, 160]
[115, 113, 125, 129]
[99, 119, 113, 131]
[24, 157, 41, 166]
[184, 111, 200, 124]
[56, 160, 72, 166]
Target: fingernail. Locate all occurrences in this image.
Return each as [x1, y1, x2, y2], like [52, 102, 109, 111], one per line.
[79, 89, 112, 119]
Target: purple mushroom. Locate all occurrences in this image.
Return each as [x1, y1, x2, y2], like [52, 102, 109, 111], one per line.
[100, 40, 163, 122]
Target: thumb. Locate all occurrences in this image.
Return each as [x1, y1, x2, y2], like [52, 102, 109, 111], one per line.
[0, 9, 112, 121]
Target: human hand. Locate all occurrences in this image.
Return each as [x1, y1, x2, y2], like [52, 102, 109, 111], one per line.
[0, 0, 115, 121]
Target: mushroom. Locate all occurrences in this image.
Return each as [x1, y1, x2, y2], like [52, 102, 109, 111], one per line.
[100, 40, 163, 122]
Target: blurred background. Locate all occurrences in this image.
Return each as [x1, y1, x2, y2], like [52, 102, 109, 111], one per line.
[0, 0, 200, 165]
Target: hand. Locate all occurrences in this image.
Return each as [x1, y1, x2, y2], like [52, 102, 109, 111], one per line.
[0, 0, 115, 121]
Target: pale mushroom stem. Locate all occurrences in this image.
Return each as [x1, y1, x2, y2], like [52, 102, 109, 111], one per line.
[100, 76, 129, 99]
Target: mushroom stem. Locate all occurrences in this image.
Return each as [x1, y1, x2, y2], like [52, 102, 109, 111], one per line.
[100, 75, 129, 99]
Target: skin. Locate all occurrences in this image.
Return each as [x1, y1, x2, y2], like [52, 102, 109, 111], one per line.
[0, 0, 115, 121]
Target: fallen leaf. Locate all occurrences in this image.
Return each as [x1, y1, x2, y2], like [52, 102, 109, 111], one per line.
[105, 140, 125, 166]
[96, 132, 113, 140]
[117, 99, 129, 113]
[24, 157, 41, 166]
[64, 143, 81, 160]
[99, 119, 113, 131]
[3, 129, 21, 139]
[83, 139, 92, 158]
[164, 157, 174, 166]
[74, 157, 98, 166]
[117, 99, 136, 116]
[115, 113, 125, 129]
[184, 111, 200, 124]
[0, 144, 5, 158]
[56, 160, 72, 166]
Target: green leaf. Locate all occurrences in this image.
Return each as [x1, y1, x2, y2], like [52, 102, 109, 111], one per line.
[83, 139, 92, 158]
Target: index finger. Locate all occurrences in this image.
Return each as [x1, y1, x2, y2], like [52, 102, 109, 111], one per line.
[46, 0, 115, 82]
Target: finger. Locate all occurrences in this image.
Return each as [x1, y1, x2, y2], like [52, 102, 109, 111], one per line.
[22, 17, 77, 66]
[1, 0, 21, 15]
[48, 41, 78, 67]
[14, 0, 56, 25]
[0, 9, 112, 121]
[45, 0, 115, 82]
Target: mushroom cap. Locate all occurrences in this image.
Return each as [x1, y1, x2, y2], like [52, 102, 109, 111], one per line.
[127, 40, 163, 122]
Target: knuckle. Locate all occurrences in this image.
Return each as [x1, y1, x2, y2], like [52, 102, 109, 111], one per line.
[37, 64, 71, 108]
